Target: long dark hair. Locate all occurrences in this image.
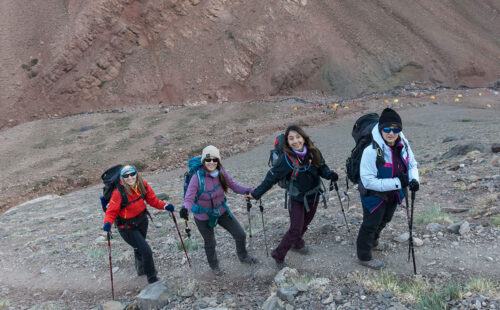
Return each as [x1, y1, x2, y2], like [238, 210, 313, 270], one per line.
[283, 125, 322, 167]
[202, 159, 229, 192]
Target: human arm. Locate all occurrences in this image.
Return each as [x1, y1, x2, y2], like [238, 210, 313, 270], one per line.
[317, 151, 338, 182]
[143, 180, 167, 210]
[223, 169, 254, 195]
[182, 174, 200, 214]
[251, 154, 292, 200]
[103, 189, 123, 225]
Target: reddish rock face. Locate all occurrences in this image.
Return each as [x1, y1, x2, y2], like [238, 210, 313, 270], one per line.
[1, 0, 499, 129]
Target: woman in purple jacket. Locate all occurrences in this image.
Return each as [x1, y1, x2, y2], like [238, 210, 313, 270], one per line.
[179, 145, 257, 276]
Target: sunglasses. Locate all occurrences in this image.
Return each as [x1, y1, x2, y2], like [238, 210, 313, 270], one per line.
[382, 127, 401, 134]
[204, 158, 219, 163]
[122, 172, 137, 178]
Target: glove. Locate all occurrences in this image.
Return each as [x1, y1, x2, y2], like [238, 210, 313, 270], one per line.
[179, 207, 189, 220]
[164, 203, 175, 212]
[409, 179, 419, 192]
[103, 222, 111, 232]
[328, 171, 339, 182]
[397, 173, 409, 189]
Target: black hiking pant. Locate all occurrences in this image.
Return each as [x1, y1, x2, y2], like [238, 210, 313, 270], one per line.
[118, 217, 157, 283]
[194, 212, 248, 270]
[356, 200, 397, 261]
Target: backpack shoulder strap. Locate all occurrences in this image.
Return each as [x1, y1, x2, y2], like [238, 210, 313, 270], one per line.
[194, 170, 206, 202]
[117, 184, 129, 209]
[372, 141, 385, 168]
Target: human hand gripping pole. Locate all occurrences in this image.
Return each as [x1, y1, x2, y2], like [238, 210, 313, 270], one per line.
[169, 206, 192, 268]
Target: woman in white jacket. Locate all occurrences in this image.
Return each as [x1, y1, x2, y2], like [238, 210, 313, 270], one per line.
[357, 108, 419, 269]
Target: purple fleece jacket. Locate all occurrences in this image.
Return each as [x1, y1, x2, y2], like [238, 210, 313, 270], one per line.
[183, 168, 254, 221]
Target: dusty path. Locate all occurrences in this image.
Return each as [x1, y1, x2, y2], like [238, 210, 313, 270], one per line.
[1, 99, 499, 309]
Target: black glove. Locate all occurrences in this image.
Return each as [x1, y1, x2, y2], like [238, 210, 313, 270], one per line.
[180, 207, 189, 221]
[328, 171, 339, 182]
[103, 222, 111, 232]
[164, 203, 175, 212]
[397, 173, 409, 189]
[409, 179, 419, 192]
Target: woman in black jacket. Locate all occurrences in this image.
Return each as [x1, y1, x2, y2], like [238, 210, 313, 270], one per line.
[245, 125, 338, 269]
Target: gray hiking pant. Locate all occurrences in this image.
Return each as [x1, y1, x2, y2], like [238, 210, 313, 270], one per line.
[194, 212, 248, 270]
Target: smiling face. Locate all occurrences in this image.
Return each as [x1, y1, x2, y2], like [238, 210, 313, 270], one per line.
[287, 130, 305, 152]
[203, 157, 219, 173]
[122, 172, 137, 186]
[381, 125, 400, 146]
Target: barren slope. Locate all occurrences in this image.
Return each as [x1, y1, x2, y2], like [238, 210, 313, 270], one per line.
[1, 0, 499, 129]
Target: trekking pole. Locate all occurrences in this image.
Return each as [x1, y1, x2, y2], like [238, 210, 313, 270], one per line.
[170, 212, 192, 268]
[404, 188, 417, 275]
[245, 193, 255, 280]
[184, 219, 191, 239]
[331, 181, 351, 237]
[258, 199, 269, 257]
[106, 232, 115, 300]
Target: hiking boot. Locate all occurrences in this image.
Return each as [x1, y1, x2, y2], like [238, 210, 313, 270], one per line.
[373, 242, 389, 251]
[212, 267, 223, 276]
[147, 275, 159, 284]
[239, 254, 258, 264]
[358, 259, 385, 270]
[291, 246, 310, 255]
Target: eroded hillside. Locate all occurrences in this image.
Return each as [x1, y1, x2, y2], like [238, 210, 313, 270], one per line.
[1, 0, 499, 129]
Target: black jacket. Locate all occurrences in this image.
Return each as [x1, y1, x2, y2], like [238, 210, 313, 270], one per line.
[253, 150, 333, 202]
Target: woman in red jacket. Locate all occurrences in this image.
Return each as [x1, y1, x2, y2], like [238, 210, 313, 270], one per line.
[103, 165, 174, 284]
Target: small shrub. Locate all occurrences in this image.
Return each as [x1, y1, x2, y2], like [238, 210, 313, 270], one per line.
[177, 239, 199, 252]
[30, 58, 38, 66]
[29, 71, 38, 78]
[21, 64, 30, 71]
[491, 215, 500, 227]
[466, 278, 499, 294]
[0, 298, 10, 308]
[88, 246, 106, 259]
[415, 204, 452, 225]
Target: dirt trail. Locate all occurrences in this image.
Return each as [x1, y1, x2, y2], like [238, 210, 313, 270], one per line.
[1, 95, 499, 308]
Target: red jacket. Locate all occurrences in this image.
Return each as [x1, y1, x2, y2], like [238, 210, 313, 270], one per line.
[104, 180, 166, 224]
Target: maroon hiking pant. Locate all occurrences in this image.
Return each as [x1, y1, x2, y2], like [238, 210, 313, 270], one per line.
[271, 198, 319, 262]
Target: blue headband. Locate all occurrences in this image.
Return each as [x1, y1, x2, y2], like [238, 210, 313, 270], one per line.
[120, 165, 136, 176]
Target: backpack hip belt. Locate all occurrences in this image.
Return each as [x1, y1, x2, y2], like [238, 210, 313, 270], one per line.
[191, 197, 232, 218]
[286, 180, 327, 212]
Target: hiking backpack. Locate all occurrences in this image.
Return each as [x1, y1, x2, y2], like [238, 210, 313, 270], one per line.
[183, 156, 205, 198]
[345, 113, 384, 185]
[99, 164, 146, 212]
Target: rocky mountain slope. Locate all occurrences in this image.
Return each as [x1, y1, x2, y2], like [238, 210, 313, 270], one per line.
[1, 0, 499, 129]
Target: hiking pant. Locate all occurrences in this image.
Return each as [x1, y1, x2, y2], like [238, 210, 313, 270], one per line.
[118, 218, 157, 283]
[356, 200, 398, 261]
[195, 212, 248, 270]
[272, 198, 319, 263]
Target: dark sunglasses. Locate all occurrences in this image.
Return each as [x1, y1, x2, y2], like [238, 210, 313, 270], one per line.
[204, 158, 219, 163]
[382, 127, 401, 134]
[122, 172, 137, 178]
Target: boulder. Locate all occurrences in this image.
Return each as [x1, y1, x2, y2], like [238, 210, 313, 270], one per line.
[136, 280, 178, 310]
[262, 294, 285, 310]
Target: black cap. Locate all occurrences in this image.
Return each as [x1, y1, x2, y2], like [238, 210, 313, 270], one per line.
[379, 108, 402, 130]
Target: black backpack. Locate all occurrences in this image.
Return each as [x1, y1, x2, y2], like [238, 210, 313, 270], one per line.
[345, 113, 384, 185]
[100, 164, 145, 212]
[268, 134, 301, 189]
